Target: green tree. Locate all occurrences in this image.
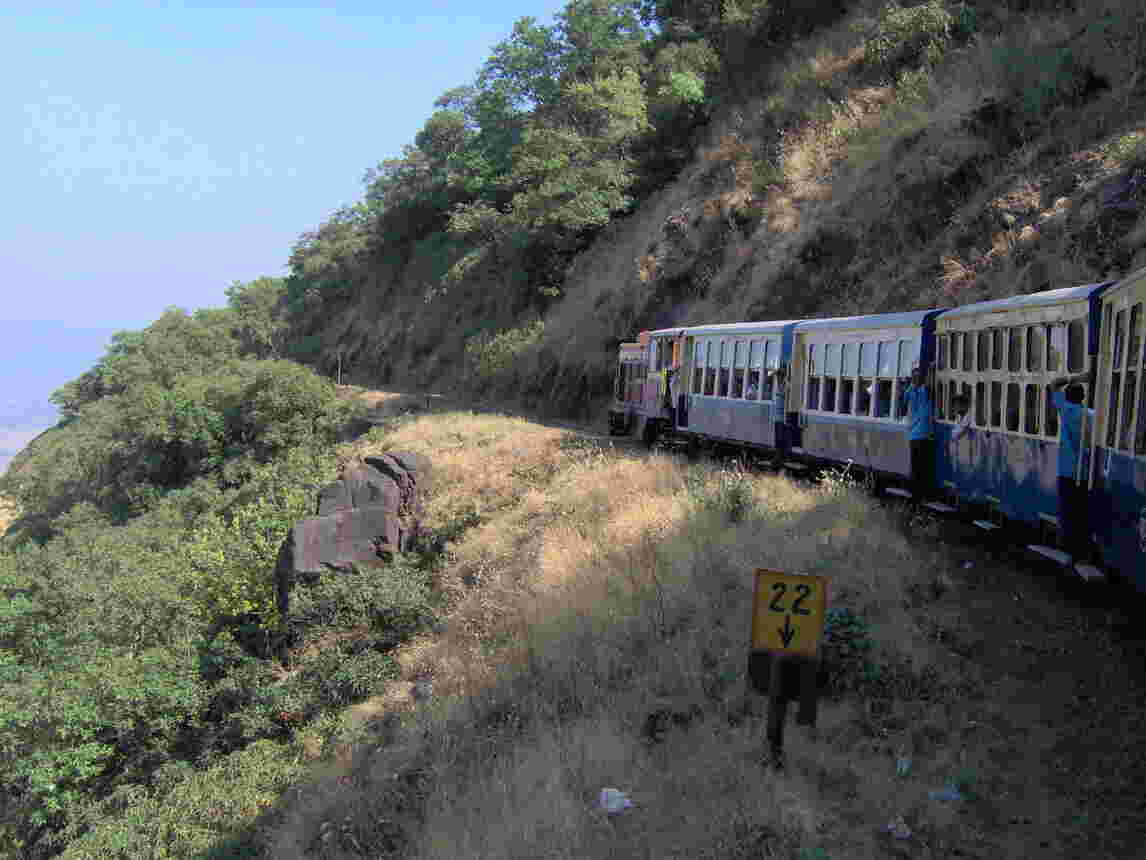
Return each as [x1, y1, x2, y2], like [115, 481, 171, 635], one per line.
[225, 277, 287, 359]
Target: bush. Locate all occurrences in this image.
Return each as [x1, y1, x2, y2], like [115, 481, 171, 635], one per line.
[820, 606, 878, 691]
[688, 466, 756, 524]
[864, 1, 954, 77]
[285, 557, 437, 651]
[463, 319, 546, 389]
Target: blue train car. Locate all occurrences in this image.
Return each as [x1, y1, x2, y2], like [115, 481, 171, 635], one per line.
[789, 310, 944, 481]
[666, 320, 803, 452]
[1089, 266, 1146, 587]
[932, 284, 1111, 536]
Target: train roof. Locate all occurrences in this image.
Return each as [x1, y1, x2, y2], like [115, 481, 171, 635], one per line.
[794, 309, 944, 332]
[1097, 266, 1146, 299]
[646, 320, 805, 338]
[937, 282, 1114, 321]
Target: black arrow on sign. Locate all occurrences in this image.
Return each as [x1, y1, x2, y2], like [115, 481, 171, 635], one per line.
[778, 614, 796, 647]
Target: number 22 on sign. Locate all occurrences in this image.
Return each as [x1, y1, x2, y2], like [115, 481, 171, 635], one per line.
[751, 569, 828, 657]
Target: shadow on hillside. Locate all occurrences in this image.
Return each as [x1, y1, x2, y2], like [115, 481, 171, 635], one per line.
[189, 452, 1146, 860]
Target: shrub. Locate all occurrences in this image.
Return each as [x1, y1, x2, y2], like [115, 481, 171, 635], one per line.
[463, 319, 545, 388]
[864, 1, 954, 77]
[688, 466, 756, 523]
[285, 557, 437, 651]
[820, 606, 878, 691]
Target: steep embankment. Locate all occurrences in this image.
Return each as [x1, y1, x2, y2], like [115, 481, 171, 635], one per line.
[297, 1, 1145, 417]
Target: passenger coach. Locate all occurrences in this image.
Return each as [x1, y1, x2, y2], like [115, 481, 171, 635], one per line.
[1090, 266, 1146, 588]
[932, 283, 1112, 536]
[671, 320, 802, 453]
[789, 310, 943, 487]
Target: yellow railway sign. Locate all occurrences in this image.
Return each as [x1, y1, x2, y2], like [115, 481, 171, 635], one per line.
[751, 569, 828, 657]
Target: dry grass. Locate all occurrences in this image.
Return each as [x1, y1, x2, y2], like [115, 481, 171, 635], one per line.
[263, 411, 995, 859]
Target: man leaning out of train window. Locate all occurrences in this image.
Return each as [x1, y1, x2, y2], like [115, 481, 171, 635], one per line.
[950, 394, 973, 443]
[1050, 372, 1094, 565]
[902, 368, 935, 500]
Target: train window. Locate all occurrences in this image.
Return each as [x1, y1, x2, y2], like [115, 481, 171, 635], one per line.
[937, 334, 948, 371]
[1136, 373, 1146, 455]
[963, 331, 974, 371]
[898, 339, 919, 376]
[746, 341, 761, 400]
[693, 341, 705, 394]
[937, 378, 947, 420]
[762, 340, 776, 399]
[718, 341, 731, 397]
[975, 381, 986, 425]
[977, 329, 990, 371]
[1130, 304, 1143, 368]
[838, 378, 852, 414]
[1047, 325, 1064, 372]
[875, 380, 893, 417]
[858, 343, 875, 415]
[1107, 368, 1121, 448]
[1006, 383, 1021, 431]
[991, 381, 1003, 427]
[1024, 384, 1040, 434]
[825, 343, 841, 376]
[807, 344, 821, 409]
[842, 342, 858, 376]
[704, 341, 716, 395]
[1119, 369, 1137, 451]
[1067, 319, 1085, 372]
[1114, 308, 1127, 370]
[823, 344, 840, 412]
[872, 342, 894, 418]
[649, 340, 658, 371]
[948, 380, 958, 422]
[1008, 328, 1023, 372]
[951, 333, 962, 371]
[878, 341, 897, 378]
[992, 329, 1004, 370]
[823, 378, 838, 412]
[730, 342, 743, 398]
[1027, 326, 1044, 372]
[1044, 385, 1059, 438]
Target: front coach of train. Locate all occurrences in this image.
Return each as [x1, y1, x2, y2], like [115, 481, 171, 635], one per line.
[609, 340, 647, 436]
[1089, 265, 1146, 589]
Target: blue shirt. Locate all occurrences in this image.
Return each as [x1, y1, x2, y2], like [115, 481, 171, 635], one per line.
[903, 385, 933, 440]
[1052, 390, 1094, 479]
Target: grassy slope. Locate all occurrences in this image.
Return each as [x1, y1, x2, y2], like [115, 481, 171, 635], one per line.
[122, 404, 1143, 860]
[47, 397, 1146, 859]
[312, 2, 1145, 416]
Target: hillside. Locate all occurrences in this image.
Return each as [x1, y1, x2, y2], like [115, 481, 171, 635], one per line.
[3, 1, 1146, 857]
[279, 0, 1146, 417]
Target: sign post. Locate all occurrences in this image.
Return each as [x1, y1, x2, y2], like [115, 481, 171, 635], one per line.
[747, 569, 828, 767]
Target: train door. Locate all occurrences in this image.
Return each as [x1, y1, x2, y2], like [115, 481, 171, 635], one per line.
[787, 334, 808, 450]
[679, 336, 694, 427]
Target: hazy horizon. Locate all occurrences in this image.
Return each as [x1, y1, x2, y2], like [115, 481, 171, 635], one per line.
[2, 0, 568, 475]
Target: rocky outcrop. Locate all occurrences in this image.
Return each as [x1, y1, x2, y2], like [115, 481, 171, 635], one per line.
[274, 450, 431, 626]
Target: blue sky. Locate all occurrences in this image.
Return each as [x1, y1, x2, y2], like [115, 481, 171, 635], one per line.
[2, 0, 568, 465]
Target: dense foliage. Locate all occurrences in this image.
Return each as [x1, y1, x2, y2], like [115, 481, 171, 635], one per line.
[0, 278, 447, 857]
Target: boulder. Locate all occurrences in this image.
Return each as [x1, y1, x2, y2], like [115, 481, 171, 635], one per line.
[274, 451, 431, 630]
[316, 462, 400, 515]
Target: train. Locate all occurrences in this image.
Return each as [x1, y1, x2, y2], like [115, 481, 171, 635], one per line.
[608, 267, 1146, 591]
